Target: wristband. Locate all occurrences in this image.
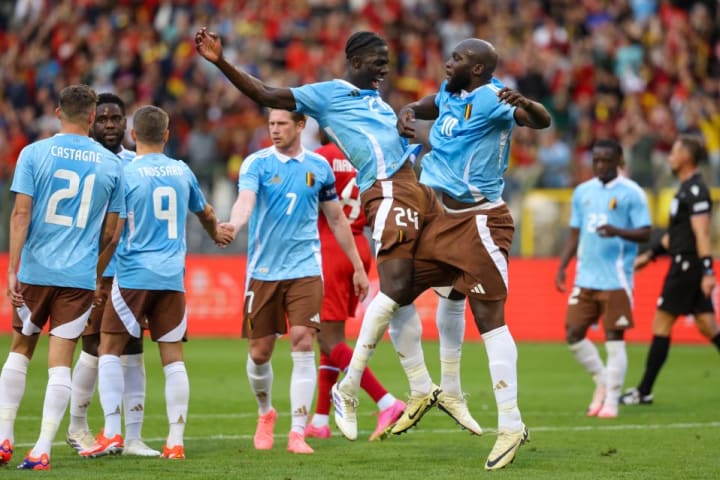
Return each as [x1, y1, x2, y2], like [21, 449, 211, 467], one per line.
[701, 256, 714, 276]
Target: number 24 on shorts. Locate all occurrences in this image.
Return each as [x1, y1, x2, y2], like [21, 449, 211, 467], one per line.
[393, 207, 419, 229]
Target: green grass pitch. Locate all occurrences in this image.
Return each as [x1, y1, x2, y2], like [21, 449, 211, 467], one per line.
[0, 335, 718, 479]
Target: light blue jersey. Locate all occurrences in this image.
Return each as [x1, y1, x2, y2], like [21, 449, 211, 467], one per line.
[239, 146, 336, 282]
[291, 79, 421, 192]
[115, 153, 207, 292]
[571, 176, 651, 292]
[10, 133, 125, 290]
[103, 146, 136, 278]
[421, 78, 516, 203]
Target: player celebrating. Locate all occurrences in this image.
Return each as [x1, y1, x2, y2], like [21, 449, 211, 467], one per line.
[1, 84, 125, 470]
[66, 93, 158, 457]
[196, 29, 441, 441]
[621, 135, 719, 405]
[79, 105, 230, 459]
[220, 109, 369, 454]
[556, 139, 651, 419]
[305, 135, 405, 442]
[396, 38, 551, 469]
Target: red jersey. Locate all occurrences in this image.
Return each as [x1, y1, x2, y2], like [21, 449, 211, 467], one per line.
[316, 143, 366, 236]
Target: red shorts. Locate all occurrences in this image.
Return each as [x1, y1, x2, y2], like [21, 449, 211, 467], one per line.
[320, 233, 372, 321]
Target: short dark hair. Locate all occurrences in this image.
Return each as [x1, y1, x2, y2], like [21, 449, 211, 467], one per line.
[268, 108, 306, 124]
[345, 31, 387, 59]
[677, 134, 707, 165]
[592, 138, 623, 158]
[97, 92, 126, 115]
[58, 84, 97, 123]
[133, 105, 169, 144]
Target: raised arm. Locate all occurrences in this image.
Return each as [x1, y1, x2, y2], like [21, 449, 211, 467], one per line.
[195, 28, 296, 111]
[319, 201, 370, 300]
[497, 87, 551, 129]
[397, 94, 438, 138]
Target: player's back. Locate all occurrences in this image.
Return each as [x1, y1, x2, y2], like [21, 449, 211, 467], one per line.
[117, 153, 206, 292]
[11, 133, 124, 289]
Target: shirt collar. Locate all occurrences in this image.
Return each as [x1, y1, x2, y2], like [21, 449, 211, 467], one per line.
[274, 146, 306, 163]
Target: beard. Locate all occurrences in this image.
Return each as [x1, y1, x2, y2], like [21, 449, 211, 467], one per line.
[445, 70, 471, 94]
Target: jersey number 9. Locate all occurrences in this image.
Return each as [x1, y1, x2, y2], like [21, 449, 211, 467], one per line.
[153, 186, 178, 239]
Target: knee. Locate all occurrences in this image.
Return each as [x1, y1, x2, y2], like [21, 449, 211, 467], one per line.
[81, 334, 100, 357]
[123, 335, 144, 355]
[565, 326, 586, 344]
[249, 347, 272, 365]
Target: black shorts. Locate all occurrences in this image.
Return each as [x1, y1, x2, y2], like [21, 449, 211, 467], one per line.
[657, 255, 714, 316]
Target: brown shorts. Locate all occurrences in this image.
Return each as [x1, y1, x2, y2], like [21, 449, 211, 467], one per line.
[361, 162, 441, 265]
[243, 276, 322, 339]
[414, 202, 514, 301]
[102, 280, 187, 342]
[13, 283, 93, 339]
[83, 276, 114, 336]
[565, 287, 634, 332]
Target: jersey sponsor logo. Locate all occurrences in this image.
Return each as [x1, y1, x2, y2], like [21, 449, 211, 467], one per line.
[439, 116, 459, 137]
[615, 315, 630, 327]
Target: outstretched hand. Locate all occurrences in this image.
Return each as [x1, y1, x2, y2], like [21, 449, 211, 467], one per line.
[195, 28, 223, 64]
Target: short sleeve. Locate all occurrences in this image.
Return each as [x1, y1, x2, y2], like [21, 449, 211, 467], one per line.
[238, 155, 262, 193]
[629, 188, 651, 228]
[107, 160, 126, 216]
[569, 188, 582, 229]
[689, 183, 712, 215]
[186, 164, 208, 213]
[10, 145, 35, 197]
[291, 81, 334, 119]
[318, 160, 337, 202]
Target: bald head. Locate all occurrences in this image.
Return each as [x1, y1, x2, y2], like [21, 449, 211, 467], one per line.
[445, 38, 498, 93]
[457, 38, 498, 77]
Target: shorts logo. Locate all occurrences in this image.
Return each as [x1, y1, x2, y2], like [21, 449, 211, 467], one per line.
[471, 283, 486, 294]
[309, 313, 320, 324]
[615, 315, 629, 327]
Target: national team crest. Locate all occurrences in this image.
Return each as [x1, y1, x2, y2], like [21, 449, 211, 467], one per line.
[464, 103, 472, 120]
[306, 172, 316, 187]
[609, 197, 617, 210]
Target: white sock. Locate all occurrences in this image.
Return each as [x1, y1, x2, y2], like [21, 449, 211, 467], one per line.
[30, 366, 71, 457]
[437, 297, 465, 396]
[122, 353, 146, 441]
[246, 356, 273, 415]
[0, 352, 29, 443]
[98, 355, 124, 438]
[569, 338, 606, 386]
[388, 304, 432, 395]
[604, 341, 627, 408]
[340, 292, 398, 395]
[290, 351, 316, 434]
[310, 414, 329, 428]
[69, 351, 98, 434]
[164, 361, 189, 447]
[376, 393, 396, 411]
[483, 325, 523, 432]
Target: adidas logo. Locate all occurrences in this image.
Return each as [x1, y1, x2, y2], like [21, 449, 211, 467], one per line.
[129, 404, 144, 412]
[309, 314, 320, 324]
[494, 380, 508, 391]
[615, 315, 630, 327]
[471, 283, 486, 295]
[293, 406, 308, 416]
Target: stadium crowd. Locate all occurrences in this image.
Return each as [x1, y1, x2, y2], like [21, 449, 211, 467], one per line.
[0, 0, 719, 251]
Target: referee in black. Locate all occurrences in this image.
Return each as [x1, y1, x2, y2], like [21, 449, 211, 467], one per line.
[621, 135, 719, 405]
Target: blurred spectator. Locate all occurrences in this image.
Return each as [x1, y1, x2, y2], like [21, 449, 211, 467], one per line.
[0, 0, 719, 253]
